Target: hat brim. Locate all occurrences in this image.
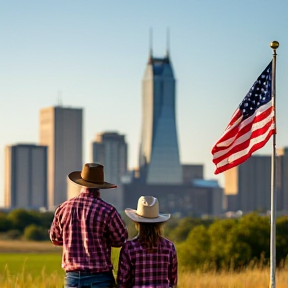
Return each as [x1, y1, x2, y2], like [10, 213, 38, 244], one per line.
[125, 208, 170, 223]
[68, 171, 117, 189]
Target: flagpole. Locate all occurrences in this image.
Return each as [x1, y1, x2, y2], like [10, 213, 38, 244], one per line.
[269, 40, 279, 288]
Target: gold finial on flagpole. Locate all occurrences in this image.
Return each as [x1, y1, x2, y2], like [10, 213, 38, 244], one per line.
[270, 41, 279, 50]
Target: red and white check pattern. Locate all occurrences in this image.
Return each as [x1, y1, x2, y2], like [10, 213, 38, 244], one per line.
[49, 187, 128, 273]
[117, 236, 178, 288]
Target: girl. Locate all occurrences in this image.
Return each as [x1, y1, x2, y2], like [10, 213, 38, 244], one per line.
[117, 196, 177, 288]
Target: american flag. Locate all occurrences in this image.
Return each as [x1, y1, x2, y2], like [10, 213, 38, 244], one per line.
[211, 61, 275, 174]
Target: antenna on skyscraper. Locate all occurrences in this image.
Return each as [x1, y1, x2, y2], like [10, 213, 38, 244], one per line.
[149, 27, 153, 57]
[57, 90, 63, 107]
[166, 27, 170, 58]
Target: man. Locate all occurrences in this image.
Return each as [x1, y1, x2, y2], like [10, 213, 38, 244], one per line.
[49, 163, 128, 288]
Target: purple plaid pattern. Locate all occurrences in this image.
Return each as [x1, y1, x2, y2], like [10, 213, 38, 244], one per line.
[117, 237, 177, 288]
[49, 188, 128, 273]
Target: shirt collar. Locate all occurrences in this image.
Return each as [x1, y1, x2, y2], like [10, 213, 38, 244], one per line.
[80, 187, 101, 198]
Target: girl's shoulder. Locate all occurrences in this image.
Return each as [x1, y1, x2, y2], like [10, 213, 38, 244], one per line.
[121, 237, 144, 254]
[123, 236, 140, 247]
[160, 237, 176, 248]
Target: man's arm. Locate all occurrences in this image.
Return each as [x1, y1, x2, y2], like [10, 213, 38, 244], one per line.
[108, 209, 128, 247]
[117, 244, 133, 288]
[49, 206, 63, 246]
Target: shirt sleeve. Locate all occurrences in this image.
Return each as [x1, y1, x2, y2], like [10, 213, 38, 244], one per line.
[168, 243, 178, 287]
[107, 209, 128, 247]
[49, 206, 63, 246]
[117, 243, 133, 288]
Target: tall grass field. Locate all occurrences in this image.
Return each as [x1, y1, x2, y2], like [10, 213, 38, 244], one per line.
[1, 240, 288, 288]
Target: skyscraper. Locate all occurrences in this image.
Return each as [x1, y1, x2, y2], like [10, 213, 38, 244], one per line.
[276, 147, 288, 212]
[138, 51, 182, 184]
[92, 131, 128, 185]
[4, 144, 47, 209]
[91, 132, 127, 210]
[39, 106, 83, 209]
[224, 149, 288, 213]
[224, 155, 272, 212]
[121, 48, 224, 216]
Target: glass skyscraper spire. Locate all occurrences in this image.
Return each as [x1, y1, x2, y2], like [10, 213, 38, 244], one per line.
[138, 51, 182, 184]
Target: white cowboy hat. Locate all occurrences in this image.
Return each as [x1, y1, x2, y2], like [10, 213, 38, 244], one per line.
[125, 196, 170, 223]
[68, 163, 117, 189]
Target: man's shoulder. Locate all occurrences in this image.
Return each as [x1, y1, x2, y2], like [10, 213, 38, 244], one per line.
[56, 196, 118, 215]
[98, 198, 115, 209]
[61, 196, 79, 206]
[53, 198, 72, 210]
[97, 199, 120, 216]
[54, 195, 82, 211]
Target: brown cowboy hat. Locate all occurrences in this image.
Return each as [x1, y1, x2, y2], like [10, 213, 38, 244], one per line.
[125, 196, 170, 223]
[68, 163, 117, 189]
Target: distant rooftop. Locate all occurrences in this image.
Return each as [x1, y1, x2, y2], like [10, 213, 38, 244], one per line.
[193, 179, 220, 188]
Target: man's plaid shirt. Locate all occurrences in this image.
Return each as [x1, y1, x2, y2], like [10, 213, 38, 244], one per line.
[117, 236, 178, 288]
[49, 187, 128, 273]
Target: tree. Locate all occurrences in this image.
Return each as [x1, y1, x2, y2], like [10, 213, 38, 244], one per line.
[236, 213, 270, 264]
[224, 224, 252, 269]
[276, 216, 288, 265]
[0, 212, 12, 232]
[167, 217, 212, 243]
[24, 224, 47, 241]
[38, 211, 54, 228]
[7, 209, 40, 232]
[178, 225, 211, 271]
[208, 218, 237, 270]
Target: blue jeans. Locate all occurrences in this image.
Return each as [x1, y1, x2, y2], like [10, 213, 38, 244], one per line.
[64, 271, 115, 288]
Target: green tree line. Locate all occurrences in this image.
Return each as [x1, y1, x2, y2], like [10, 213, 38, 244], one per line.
[0, 209, 54, 241]
[1, 209, 288, 271]
[171, 213, 288, 271]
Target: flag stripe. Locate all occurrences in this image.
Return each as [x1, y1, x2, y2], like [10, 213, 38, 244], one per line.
[214, 127, 275, 174]
[214, 116, 274, 165]
[213, 102, 274, 158]
[213, 116, 274, 165]
[213, 101, 273, 151]
[211, 61, 274, 174]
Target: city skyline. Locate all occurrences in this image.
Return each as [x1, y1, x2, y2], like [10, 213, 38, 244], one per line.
[1, 1, 288, 206]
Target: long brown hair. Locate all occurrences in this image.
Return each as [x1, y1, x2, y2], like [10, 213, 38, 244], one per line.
[135, 222, 163, 249]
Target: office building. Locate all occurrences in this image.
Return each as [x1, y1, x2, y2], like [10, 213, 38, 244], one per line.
[138, 50, 182, 184]
[39, 106, 83, 209]
[224, 148, 288, 213]
[276, 147, 288, 212]
[123, 181, 223, 217]
[224, 155, 272, 212]
[91, 132, 127, 210]
[92, 132, 128, 185]
[4, 144, 47, 209]
[182, 164, 204, 184]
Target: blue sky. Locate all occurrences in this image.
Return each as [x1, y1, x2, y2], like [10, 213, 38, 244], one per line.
[0, 1, 287, 206]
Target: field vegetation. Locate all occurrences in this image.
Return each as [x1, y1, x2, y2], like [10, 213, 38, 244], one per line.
[2, 209, 288, 287]
[1, 240, 288, 288]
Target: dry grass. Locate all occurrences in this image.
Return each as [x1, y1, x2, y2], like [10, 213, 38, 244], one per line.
[0, 270, 63, 288]
[1, 240, 288, 287]
[1, 268, 288, 288]
[178, 268, 288, 288]
[0, 240, 62, 253]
